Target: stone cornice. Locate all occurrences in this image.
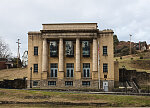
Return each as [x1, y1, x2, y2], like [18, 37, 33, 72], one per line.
[40, 29, 99, 33]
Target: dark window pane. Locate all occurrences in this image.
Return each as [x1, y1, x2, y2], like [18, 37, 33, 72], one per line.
[33, 81, 38, 86]
[103, 46, 107, 55]
[67, 70, 69, 77]
[87, 69, 90, 77]
[51, 70, 53, 77]
[48, 81, 56, 86]
[103, 64, 108, 72]
[83, 69, 86, 77]
[34, 46, 38, 55]
[65, 81, 73, 86]
[34, 64, 38, 72]
[65, 41, 74, 57]
[82, 41, 90, 57]
[50, 41, 58, 57]
[55, 69, 57, 77]
[71, 69, 73, 77]
[82, 81, 90, 86]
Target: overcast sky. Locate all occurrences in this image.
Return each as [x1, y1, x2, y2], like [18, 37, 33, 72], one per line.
[0, 0, 150, 57]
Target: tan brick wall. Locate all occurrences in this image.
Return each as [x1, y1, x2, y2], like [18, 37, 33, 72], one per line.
[27, 24, 117, 90]
[28, 33, 42, 84]
[99, 31, 114, 81]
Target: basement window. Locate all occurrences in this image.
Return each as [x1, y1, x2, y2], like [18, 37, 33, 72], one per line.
[48, 81, 56, 86]
[65, 81, 73, 86]
[33, 81, 39, 86]
[82, 81, 90, 86]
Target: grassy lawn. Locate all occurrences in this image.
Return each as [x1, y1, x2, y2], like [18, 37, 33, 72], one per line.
[115, 54, 150, 73]
[0, 89, 150, 107]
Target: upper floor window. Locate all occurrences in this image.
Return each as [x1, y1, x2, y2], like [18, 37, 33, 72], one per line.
[83, 63, 90, 77]
[103, 46, 107, 55]
[103, 63, 108, 73]
[34, 64, 38, 72]
[50, 41, 58, 57]
[66, 63, 74, 77]
[50, 63, 58, 77]
[65, 41, 74, 57]
[82, 41, 90, 57]
[34, 46, 38, 55]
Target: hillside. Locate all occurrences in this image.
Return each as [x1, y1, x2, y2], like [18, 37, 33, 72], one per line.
[0, 68, 27, 81]
[115, 50, 150, 73]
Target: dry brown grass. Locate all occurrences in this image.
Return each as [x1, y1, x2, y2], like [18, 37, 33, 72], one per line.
[0, 68, 27, 81]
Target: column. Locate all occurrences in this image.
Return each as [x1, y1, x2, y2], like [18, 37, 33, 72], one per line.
[59, 38, 64, 79]
[75, 38, 81, 79]
[93, 38, 98, 72]
[76, 38, 80, 72]
[42, 38, 48, 79]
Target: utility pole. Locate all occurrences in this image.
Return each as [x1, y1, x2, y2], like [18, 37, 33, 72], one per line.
[129, 34, 132, 55]
[16, 39, 21, 68]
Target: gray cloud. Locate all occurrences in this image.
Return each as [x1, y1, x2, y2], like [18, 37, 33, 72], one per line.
[0, 0, 150, 57]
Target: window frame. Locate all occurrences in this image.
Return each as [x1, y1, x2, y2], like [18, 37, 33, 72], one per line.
[34, 64, 38, 73]
[103, 46, 108, 55]
[82, 81, 90, 86]
[66, 63, 74, 78]
[83, 63, 90, 78]
[34, 46, 38, 55]
[50, 63, 58, 78]
[65, 81, 73, 86]
[48, 81, 56, 86]
[103, 63, 108, 73]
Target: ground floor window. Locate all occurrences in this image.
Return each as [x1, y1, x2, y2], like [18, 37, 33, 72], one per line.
[50, 63, 58, 77]
[65, 81, 73, 86]
[82, 81, 90, 86]
[33, 81, 39, 86]
[83, 63, 90, 77]
[33, 64, 38, 72]
[48, 81, 56, 86]
[103, 63, 108, 73]
[66, 63, 74, 77]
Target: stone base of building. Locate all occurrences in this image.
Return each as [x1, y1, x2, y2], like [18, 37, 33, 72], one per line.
[27, 79, 115, 91]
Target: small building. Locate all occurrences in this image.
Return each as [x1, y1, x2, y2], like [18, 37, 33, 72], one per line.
[27, 23, 119, 91]
[135, 41, 147, 51]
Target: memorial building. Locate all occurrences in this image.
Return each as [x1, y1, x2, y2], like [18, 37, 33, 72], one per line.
[27, 23, 119, 91]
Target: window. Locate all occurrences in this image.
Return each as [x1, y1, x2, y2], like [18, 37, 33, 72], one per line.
[34, 64, 38, 72]
[83, 63, 90, 77]
[103, 46, 107, 55]
[34, 46, 38, 55]
[66, 63, 74, 77]
[50, 64, 58, 77]
[65, 41, 74, 57]
[82, 81, 90, 86]
[82, 41, 90, 57]
[103, 63, 108, 73]
[65, 81, 73, 86]
[104, 75, 107, 78]
[50, 41, 58, 57]
[33, 81, 39, 86]
[48, 81, 56, 86]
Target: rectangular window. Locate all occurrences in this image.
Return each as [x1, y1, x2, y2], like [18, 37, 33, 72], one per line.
[83, 63, 90, 77]
[103, 63, 108, 73]
[103, 46, 107, 55]
[50, 41, 58, 57]
[82, 81, 90, 86]
[34, 46, 38, 55]
[65, 81, 73, 86]
[82, 41, 90, 57]
[34, 64, 38, 72]
[48, 81, 56, 86]
[65, 41, 74, 57]
[33, 81, 39, 86]
[104, 75, 107, 78]
[66, 63, 74, 77]
[50, 63, 58, 77]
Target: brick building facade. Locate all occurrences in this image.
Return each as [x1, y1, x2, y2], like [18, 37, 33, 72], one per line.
[27, 23, 119, 91]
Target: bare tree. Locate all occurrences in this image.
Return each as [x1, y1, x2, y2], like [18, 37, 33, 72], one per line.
[0, 38, 12, 58]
